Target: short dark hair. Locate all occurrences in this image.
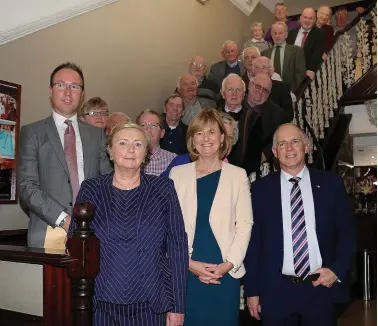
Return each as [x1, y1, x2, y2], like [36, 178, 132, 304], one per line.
[136, 109, 162, 127]
[50, 62, 85, 89]
[164, 94, 185, 111]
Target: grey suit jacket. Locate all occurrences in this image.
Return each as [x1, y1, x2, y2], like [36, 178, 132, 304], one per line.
[18, 115, 113, 247]
[208, 60, 246, 88]
[262, 44, 306, 92]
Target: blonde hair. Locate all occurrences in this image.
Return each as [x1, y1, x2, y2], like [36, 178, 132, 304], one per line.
[272, 21, 288, 32]
[186, 108, 230, 161]
[79, 97, 108, 116]
[250, 21, 264, 33]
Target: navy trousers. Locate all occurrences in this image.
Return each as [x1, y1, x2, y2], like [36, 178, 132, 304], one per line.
[94, 301, 166, 326]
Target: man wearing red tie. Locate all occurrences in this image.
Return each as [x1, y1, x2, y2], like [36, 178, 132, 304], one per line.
[244, 123, 355, 326]
[287, 8, 326, 81]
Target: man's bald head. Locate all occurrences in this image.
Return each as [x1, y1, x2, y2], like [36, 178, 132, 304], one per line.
[252, 56, 274, 77]
[300, 7, 316, 30]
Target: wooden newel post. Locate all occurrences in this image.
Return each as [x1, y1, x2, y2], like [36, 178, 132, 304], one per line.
[66, 202, 100, 326]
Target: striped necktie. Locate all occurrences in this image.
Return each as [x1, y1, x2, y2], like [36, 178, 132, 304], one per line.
[289, 177, 310, 279]
[64, 119, 80, 204]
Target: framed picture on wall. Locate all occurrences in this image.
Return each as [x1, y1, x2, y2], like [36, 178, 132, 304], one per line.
[0, 80, 21, 203]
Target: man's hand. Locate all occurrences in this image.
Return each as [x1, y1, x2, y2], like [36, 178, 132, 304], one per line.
[247, 296, 261, 320]
[356, 7, 365, 14]
[312, 268, 338, 288]
[62, 216, 71, 233]
[166, 312, 184, 326]
[306, 71, 315, 80]
[189, 259, 222, 284]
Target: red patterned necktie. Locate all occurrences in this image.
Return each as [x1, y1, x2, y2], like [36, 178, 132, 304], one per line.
[301, 31, 308, 48]
[64, 119, 80, 204]
[289, 177, 310, 279]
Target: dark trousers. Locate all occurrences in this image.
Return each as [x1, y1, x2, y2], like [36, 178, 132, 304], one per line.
[94, 301, 165, 326]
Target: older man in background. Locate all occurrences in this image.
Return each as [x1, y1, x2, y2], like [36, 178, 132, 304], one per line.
[287, 7, 326, 80]
[160, 94, 188, 155]
[79, 97, 109, 130]
[177, 74, 215, 125]
[219, 73, 246, 122]
[252, 56, 294, 119]
[263, 21, 306, 91]
[208, 40, 245, 88]
[137, 109, 176, 176]
[265, 2, 300, 44]
[241, 46, 261, 91]
[188, 55, 220, 101]
[105, 112, 130, 136]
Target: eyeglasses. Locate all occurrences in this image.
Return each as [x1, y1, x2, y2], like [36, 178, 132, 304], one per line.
[84, 111, 109, 117]
[139, 122, 161, 130]
[226, 87, 243, 94]
[277, 138, 303, 149]
[52, 82, 83, 93]
[254, 65, 273, 70]
[251, 82, 271, 95]
[190, 62, 205, 68]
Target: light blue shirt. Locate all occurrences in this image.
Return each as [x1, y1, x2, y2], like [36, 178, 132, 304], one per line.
[281, 166, 322, 276]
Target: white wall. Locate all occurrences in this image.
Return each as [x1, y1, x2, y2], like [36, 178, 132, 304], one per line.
[0, 261, 43, 316]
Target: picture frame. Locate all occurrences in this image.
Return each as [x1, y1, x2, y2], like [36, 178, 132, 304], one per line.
[0, 80, 21, 203]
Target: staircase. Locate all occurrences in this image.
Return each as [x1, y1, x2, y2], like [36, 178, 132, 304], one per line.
[290, 2, 377, 173]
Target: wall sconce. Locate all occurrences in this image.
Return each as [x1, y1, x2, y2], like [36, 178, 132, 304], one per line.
[197, 0, 208, 4]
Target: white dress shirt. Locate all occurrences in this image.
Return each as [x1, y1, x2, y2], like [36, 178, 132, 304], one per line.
[294, 28, 312, 47]
[271, 42, 286, 76]
[53, 111, 84, 226]
[225, 104, 242, 113]
[281, 166, 322, 276]
[227, 60, 238, 68]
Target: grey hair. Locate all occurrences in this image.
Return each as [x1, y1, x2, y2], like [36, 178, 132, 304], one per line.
[272, 21, 288, 33]
[250, 21, 264, 33]
[251, 56, 274, 77]
[189, 56, 207, 66]
[136, 108, 162, 126]
[242, 46, 261, 60]
[221, 73, 246, 93]
[220, 112, 239, 145]
[272, 123, 309, 149]
[109, 112, 131, 121]
[177, 75, 198, 89]
[221, 40, 238, 51]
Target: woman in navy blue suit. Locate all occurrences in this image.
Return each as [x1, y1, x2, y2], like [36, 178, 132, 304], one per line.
[68, 122, 188, 326]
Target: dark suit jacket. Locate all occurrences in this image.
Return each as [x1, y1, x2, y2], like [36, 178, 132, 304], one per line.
[18, 115, 112, 247]
[208, 60, 245, 88]
[287, 27, 326, 73]
[68, 173, 189, 314]
[160, 114, 188, 155]
[244, 168, 355, 318]
[262, 45, 306, 92]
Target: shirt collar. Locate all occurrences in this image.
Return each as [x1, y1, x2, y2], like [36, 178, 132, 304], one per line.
[271, 72, 282, 81]
[275, 41, 286, 48]
[225, 104, 242, 113]
[281, 165, 308, 182]
[52, 111, 78, 128]
[300, 27, 312, 33]
[227, 61, 238, 68]
[150, 146, 162, 157]
[252, 38, 264, 43]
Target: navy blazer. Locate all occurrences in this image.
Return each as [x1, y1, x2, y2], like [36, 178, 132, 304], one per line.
[68, 172, 189, 314]
[244, 168, 355, 318]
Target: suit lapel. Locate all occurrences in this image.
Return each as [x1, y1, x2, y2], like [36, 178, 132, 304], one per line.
[220, 62, 226, 80]
[44, 115, 69, 176]
[308, 168, 324, 243]
[272, 171, 284, 248]
[78, 121, 91, 178]
[282, 45, 293, 77]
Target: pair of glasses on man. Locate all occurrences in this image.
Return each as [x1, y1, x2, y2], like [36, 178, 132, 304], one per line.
[139, 122, 161, 130]
[251, 82, 271, 95]
[189, 62, 205, 68]
[84, 111, 109, 117]
[52, 82, 83, 93]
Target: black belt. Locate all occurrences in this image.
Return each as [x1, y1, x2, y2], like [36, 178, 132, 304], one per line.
[283, 273, 320, 283]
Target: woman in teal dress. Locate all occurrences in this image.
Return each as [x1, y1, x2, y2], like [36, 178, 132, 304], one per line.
[170, 109, 253, 326]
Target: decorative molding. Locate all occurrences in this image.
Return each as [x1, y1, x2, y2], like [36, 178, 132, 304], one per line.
[229, 0, 259, 16]
[365, 99, 377, 126]
[0, 0, 118, 45]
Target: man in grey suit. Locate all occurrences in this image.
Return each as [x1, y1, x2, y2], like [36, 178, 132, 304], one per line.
[18, 62, 112, 248]
[208, 40, 246, 89]
[262, 21, 306, 92]
[177, 74, 216, 125]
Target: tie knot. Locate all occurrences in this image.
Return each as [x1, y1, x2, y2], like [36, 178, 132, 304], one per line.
[65, 119, 73, 126]
[289, 177, 301, 185]
[275, 45, 281, 48]
[303, 31, 308, 36]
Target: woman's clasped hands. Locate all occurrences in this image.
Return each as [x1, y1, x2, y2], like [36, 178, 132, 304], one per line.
[189, 259, 233, 284]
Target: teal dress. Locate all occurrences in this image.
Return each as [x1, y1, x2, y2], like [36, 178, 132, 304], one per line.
[185, 170, 240, 326]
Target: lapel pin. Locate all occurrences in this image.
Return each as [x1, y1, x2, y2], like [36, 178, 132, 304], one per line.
[316, 185, 320, 188]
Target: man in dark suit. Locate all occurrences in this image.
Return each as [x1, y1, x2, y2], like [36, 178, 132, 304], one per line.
[287, 7, 326, 81]
[251, 56, 294, 119]
[245, 123, 355, 326]
[228, 74, 291, 175]
[208, 40, 245, 89]
[18, 62, 112, 249]
[263, 21, 306, 92]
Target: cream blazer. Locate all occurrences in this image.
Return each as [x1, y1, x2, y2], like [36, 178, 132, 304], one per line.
[170, 162, 253, 278]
